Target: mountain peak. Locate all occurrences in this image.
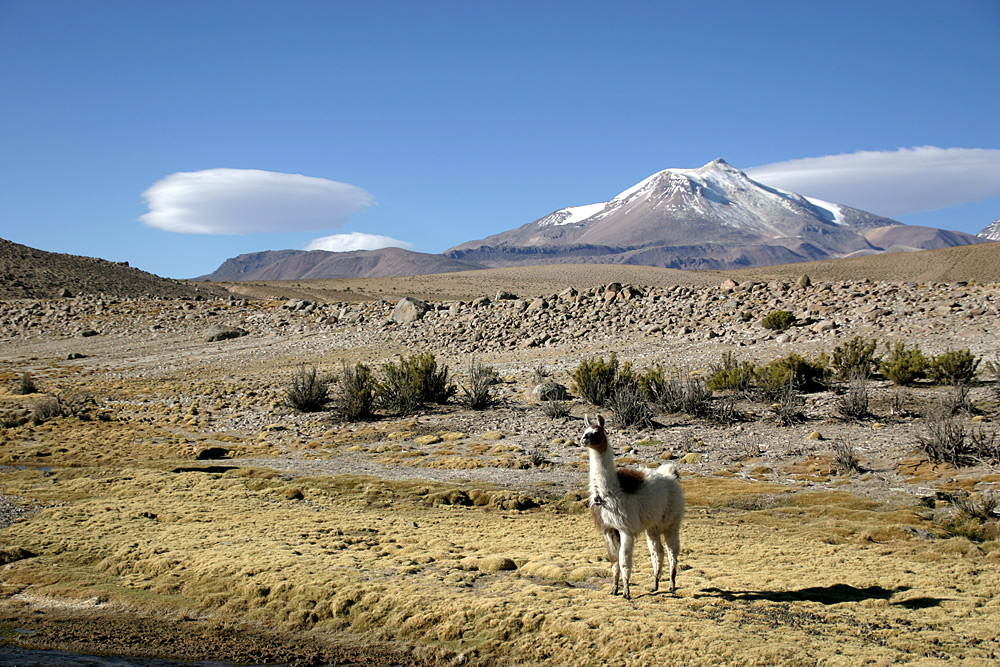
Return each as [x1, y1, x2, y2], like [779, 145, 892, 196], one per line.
[976, 218, 1000, 241]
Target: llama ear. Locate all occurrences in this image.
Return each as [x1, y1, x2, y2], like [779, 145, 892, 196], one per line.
[584, 413, 591, 426]
[597, 414, 604, 427]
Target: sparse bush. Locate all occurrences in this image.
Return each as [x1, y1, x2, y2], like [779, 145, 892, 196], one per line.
[950, 490, 998, 522]
[606, 377, 653, 429]
[31, 395, 63, 424]
[755, 353, 828, 400]
[462, 359, 499, 410]
[928, 348, 980, 386]
[284, 365, 330, 412]
[333, 361, 377, 421]
[407, 352, 457, 405]
[760, 310, 797, 332]
[378, 353, 456, 414]
[15, 373, 38, 395]
[0, 410, 28, 429]
[707, 351, 756, 397]
[918, 412, 974, 466]
[769, 376, 806, 426]
[56, 389, 97, 420]
[832, 336, 881, 380]
[941, 382, 976, 416]
[377, 361, 423, 416]
[831, 438, 861, 475]
[541, 396, 569, 420]
[880, 342, 927, 386]
[644, 365, 713, 418]
[835, 371, 871, 421]
[984, 354, 1000, 402]
[889, 388, 910, 418]
[572, 354, 622, 407]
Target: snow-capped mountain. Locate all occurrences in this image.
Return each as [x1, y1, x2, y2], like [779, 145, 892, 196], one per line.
[977, 218, 1000, 241]
[446, 159, 983, 270]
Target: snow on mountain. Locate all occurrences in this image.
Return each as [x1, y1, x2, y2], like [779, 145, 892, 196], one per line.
[446, 158, 983, 271]
[977, 218, 1000, 241]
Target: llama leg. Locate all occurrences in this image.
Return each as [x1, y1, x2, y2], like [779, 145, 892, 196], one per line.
[618, 531, 635, 600]
[603, 530, 621, 596]
[665, 528, 681, 592]
[646, 532, 664, 593]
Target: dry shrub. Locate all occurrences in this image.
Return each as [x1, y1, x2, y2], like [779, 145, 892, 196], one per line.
[461, 359, 499, 410]
[835, 371, 871, 421]
[760, 309, 797, 331]
[927, 348, 980, 386]
[284, 365, 330, 412]
[644, 365, 713, 418]
[333, 361, 377, 422]
[378, 353, 456, 414]
[831, 438, 861, 475]
[755, 353, 829, 400]
[541, 396, 569, 420]
[707, 351, 756, 397]
[880, 342, 928, 386]
[606, 378, 652, 429]
[15, 373, 39, 395]
[832, 336, 881, 380]
[572, 354, 622, 407]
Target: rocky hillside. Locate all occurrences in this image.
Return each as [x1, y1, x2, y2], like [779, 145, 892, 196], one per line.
[0, 238, 224, 300]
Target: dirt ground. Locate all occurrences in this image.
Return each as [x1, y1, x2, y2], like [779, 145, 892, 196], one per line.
[2, 264, 999, 666]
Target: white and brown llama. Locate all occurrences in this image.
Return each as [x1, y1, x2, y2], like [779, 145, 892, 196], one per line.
[581, 414, 684, 599]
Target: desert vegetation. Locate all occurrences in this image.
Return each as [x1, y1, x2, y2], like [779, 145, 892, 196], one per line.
[1, 273, 999, 665]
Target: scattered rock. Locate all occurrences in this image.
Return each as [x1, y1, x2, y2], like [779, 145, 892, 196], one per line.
[205, 325, 248, 342]
[392, 297, 431, 323]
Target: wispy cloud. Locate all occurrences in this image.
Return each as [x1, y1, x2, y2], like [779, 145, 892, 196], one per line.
[305, 232, 414, 252]
[746, 147, 1000, 217]
[139, 168, 375, 234]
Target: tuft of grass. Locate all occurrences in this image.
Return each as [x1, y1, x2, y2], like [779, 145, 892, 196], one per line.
[541, 397, 569, 420]
[284, 365, 330, 413]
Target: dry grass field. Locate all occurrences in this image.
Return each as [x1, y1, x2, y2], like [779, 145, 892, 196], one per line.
[2, 248, 999, 665]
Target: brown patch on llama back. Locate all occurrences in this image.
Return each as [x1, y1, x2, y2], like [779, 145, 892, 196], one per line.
[616, 467, 645, 494]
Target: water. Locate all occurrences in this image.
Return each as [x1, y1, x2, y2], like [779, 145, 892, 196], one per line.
[0, 648, 281, 667]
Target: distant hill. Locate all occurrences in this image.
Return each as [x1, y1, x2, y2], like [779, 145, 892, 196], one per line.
[195, 247, 486, 281]
[201, 159, 985, 281]
[0, 238, 224, 299]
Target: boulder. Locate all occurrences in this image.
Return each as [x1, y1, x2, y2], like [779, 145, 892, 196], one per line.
[392, 297, 431, 323]
[205, 325, 248, 342]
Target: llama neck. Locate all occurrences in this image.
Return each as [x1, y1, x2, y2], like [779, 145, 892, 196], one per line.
[589, 445, 620, 495]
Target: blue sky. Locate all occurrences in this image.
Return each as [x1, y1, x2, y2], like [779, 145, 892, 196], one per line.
[1, 0, 998, 279]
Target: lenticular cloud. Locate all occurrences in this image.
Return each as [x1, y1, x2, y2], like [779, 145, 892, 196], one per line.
[746, 147, 1000, 217]
[305, 232, 413, 252]
[139, 168, 375, 234]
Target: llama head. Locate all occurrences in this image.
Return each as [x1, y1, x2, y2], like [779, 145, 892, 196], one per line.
[581, 414, 607, 451]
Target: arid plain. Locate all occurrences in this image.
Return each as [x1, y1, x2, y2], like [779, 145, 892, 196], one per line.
[2, 244, 1000, 666]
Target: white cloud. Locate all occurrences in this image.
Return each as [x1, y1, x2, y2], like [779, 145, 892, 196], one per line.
[139, 168, 375, 234]
[305, 232, 414, 252]
[745, 147, 1000, 217]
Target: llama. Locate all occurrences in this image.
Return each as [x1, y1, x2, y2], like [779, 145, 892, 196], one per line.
[581, 414, 684, 599]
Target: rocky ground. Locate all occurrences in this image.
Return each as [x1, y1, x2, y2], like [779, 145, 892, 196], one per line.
[1, 269, 999, 666]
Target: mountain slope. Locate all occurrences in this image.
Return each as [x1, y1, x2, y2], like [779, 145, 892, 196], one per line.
[0, 238, 224, 299]
[197, 247, 486, 281]
[977, 218, 1000, 241]
[446, 159, 983, 271]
